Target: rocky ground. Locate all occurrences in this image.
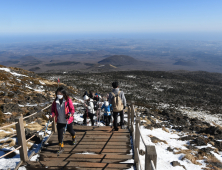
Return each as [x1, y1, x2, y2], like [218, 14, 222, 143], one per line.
[0, 65, 77, 125]
[39, 70, 222, 169]
[1, 66, 222, 169]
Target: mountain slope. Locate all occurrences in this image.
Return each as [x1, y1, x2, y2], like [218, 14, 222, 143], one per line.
[98, 55, 140, 66]
[0, 65, 77, 124]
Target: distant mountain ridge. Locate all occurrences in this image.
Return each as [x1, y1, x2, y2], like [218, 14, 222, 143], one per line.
[98, 55, 140, 66]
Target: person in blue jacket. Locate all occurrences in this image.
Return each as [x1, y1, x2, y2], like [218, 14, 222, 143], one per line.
[101, 101, 112, 126]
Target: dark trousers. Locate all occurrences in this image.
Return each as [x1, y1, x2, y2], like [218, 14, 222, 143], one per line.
[104, 115, 111, 126]
[113, 110, 124, 129]
[57, 122, 75, 144]
[83, 112, 94, 126]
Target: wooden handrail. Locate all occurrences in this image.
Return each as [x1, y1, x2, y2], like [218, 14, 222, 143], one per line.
[0, 146, 21, 159]
[0, 104, 52, 130]
[127, 103, 157, 170]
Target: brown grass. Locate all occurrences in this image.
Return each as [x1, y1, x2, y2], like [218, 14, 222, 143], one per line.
[174, 149, 192, 155]
[2, 127, 14, 133]
[8, 139, 15, 147]
[25, 122, 43, 131]
[144, 117, 152, 125]
[162, 126, 169, 133]
[0, 131, 11, 139]
[148, 135, 168, 144]
[26, 142, 33, 149]
[182, 153, 202, 165]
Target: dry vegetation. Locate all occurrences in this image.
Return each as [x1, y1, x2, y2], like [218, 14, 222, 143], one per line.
[148, 135, 168, 144]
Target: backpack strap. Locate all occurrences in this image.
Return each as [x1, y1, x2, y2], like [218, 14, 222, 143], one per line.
[117, 91, 121, 96]
[111, 92, 115, 97]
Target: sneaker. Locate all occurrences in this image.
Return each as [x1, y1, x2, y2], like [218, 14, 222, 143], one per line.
[72, 135, 76, 145]
[57, 146, 64, 155]
[114, 128, 119, 131]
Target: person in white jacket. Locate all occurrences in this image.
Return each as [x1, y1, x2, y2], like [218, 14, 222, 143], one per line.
[83, 95, 95, 126]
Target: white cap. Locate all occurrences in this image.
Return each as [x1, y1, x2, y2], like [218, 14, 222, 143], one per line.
[104, 101, 109, 107]
[83, 95, 89, 100]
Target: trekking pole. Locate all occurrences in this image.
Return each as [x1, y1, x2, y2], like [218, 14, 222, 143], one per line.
[39, 119, 50, 150]
[44, 119, 50, 136]
[96, 109, 98, 126]
[98, 108, 101, 127]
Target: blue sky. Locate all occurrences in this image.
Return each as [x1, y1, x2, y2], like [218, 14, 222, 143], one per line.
[0, 0, 222, 35]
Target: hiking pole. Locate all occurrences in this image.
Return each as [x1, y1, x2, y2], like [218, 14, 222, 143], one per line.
[39, 119, 50, 150]
[44, 119, 50, 136]
[99, 108, 101, 126]
[96, 109, 98, 126]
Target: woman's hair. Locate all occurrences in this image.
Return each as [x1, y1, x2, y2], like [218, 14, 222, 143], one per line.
[55, 86, 68, 101]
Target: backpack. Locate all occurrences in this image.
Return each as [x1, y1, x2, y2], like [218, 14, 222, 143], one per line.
[93, 101, 99, 111]
[111, 91, 123, 112]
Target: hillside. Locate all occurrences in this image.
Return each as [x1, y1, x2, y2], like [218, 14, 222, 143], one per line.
[98, 55, 140, 66]
[0, 65, 77, 124]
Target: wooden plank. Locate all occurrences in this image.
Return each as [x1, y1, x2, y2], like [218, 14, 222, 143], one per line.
[54, 132, 130, 135]
[40, 153, 133, 159]
[42, 148, 131, 154]
[26, 166, 125, 170]
[25, 161, 133, 169]
[49, 135, 129, 139]
[15, 115, 28, 162]
[45, 145, 131, 149]
[46, 141, 130, 145]
[80, 138, 129, 142]
[42, 158, 130, 163]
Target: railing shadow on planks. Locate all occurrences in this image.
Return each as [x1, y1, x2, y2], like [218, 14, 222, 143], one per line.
[128, 102, 157, 170]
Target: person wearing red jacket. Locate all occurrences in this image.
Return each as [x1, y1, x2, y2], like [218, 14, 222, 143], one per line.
[50, 87, 75, 153]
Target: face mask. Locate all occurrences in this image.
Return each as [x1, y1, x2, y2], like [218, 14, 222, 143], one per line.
[57, 95, 63, 99]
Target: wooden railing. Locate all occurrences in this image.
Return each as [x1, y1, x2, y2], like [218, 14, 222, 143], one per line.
[0, 104, 52, 170]
[127, 103, 157, 170]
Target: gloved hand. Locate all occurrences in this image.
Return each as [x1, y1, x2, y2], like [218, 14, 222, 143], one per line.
[66, 113, 72, 119]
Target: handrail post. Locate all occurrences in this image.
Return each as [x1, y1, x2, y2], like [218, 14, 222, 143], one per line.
[127, 105, 131, 129]
[130, 103, 134, 132]
[145, 145, 157, 170]
[52, 116, 57, 133]
[15, 114, 28, 162]
[135, 117, 141, 164]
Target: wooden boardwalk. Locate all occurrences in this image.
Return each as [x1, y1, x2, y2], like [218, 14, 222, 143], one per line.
[24, 125, 134, 170]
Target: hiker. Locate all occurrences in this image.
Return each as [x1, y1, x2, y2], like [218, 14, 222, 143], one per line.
[82, 91, 89, 97]
[101, 101, 112, 126]
[83, 95, 95, 126]
[50, 87, 76, 154]
[89, 91, 95, 99]
[109, 81, 126, 131]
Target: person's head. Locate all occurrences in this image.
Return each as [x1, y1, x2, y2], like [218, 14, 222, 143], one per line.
[112, 81, 118, 89]
[55, 87, 68, 100]
[104, 101, 109, 107]
[83, 95, 89, 101]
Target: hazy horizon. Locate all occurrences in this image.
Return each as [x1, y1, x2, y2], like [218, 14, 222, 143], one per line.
[1, 32, 222, 44]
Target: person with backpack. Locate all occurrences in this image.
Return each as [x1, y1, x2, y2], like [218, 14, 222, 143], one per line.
[83, 95, 95, 126]
[50, 87, 76, 154]
[101, 101, 112, 126]
[108, 81, 126, 131]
